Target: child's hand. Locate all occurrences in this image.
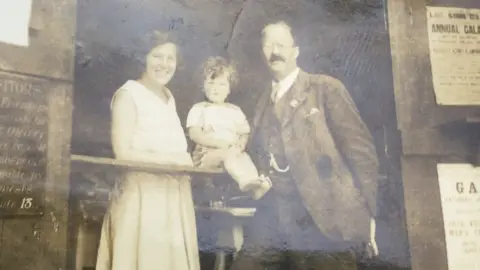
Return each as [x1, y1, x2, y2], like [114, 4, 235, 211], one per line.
[234, 134, 249, 151]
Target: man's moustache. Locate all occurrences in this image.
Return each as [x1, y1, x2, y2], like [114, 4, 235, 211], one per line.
[269, 55, 285, 62]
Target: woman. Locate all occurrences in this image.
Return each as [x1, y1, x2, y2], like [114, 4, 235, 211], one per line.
[96, 31, 200, 270]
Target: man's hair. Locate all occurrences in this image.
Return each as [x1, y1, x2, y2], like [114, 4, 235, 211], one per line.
[201, 56, 239, 87]
[261, 20, 298, 46]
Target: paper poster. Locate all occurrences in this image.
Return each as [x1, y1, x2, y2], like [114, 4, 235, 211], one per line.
[0, 0, 32, 47]
[426, 7, 480, 105]
[437, 164, 480, 270]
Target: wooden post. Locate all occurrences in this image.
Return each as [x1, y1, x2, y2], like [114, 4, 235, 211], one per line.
[0, 0, 76, 269]
[387, 0, 480, 269]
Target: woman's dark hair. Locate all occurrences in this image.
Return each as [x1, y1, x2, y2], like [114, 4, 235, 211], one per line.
[129, 30, 183, 76]
[201, 56, 239, 87]
[143, 31, 180, 55]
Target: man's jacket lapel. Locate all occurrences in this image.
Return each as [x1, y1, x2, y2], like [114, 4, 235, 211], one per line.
[251, 89, 271, 133]
[279, 70, 310, 128]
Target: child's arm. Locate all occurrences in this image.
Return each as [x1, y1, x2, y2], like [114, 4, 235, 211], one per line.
[186, 103, 230, 149]
[188, 127, 232, 149]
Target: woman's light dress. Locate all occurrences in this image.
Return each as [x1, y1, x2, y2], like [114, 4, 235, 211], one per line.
[95, 80, 200, 270]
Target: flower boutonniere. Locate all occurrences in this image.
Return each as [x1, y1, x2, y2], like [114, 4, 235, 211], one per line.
[289, 99, 299, 108]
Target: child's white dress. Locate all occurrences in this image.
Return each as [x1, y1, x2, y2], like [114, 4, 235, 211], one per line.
[186, 101, 260, 189]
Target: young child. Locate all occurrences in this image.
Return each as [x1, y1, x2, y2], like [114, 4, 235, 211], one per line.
[186, 56, 271, 200]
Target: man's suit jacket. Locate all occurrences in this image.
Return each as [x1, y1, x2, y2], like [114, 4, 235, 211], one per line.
[248, 69, 380, 243]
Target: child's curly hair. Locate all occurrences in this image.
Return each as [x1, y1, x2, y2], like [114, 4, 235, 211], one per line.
[201, 56, 239, 88]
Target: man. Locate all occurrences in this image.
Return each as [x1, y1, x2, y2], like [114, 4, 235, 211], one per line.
[229, 21, 380, 270]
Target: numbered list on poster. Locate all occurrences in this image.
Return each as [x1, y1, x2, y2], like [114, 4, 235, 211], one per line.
[426, 6, 480, 105]
[0, 76, 48, 216]
[437, 164, 480, 270]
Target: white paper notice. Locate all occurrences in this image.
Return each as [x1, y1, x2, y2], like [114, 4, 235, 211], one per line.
[0, 0, 32, 47]
[437, 164, 480, 270]
[426, 7, 480, 105]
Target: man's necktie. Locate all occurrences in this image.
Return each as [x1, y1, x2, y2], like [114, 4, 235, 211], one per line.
[271, 82, 281, 103]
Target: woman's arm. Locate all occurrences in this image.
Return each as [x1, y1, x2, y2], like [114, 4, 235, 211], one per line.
[111, 90, 178, 164]
[111, 90, 136, 160]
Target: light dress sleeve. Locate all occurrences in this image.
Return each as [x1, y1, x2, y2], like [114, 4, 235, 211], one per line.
[186, 102, 206, 129]
[110, 88, 137, 160]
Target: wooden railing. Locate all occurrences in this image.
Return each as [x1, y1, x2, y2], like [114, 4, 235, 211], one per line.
[71, 154, 224, 175]
[70, 154, 256, 270]
[70, 154, 229, 220]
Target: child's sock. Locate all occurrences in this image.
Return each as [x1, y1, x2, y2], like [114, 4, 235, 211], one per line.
[250, 178, 272, 200]
[238, 178, 263, 192]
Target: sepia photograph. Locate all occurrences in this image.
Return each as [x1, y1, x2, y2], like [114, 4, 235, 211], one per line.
[71, 0, 408, 269]
[0, 0, 479, 269]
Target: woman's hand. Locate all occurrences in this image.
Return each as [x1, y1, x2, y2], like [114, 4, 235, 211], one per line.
[192, 148, 206, 167]
[193, 148, 228, 168]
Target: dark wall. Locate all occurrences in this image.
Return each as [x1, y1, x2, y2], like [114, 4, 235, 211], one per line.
[73, 0, 409, 267]
[388, 1, 480, 270]
[73, 0, 392, 155]
[0, 0, 76, 269]
[73, 0, 246, 156]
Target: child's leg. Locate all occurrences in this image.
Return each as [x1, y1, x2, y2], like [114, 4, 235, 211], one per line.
[223, 151, 261, 191]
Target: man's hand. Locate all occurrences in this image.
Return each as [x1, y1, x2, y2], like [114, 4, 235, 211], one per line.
[367, 218, 379, 257]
